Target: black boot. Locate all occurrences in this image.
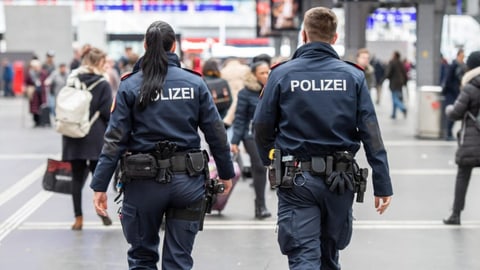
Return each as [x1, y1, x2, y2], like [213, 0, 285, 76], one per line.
[443, 212, 461, 225]
[255, 199, 271, 219]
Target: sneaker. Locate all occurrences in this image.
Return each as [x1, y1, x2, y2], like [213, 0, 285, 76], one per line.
[403, 109, 408, 118]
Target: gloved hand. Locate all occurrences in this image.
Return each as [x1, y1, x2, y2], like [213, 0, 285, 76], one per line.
[327, 171, 354, 195]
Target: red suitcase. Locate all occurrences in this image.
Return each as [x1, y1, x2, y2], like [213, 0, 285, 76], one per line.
[208, 157, 241, 213]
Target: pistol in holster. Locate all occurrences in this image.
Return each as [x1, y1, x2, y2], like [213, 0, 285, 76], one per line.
[268, 149, 284, 188]
[353, 165, 368, 203]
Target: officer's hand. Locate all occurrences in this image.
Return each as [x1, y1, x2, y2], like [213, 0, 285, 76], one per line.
[375, 196, 391, 215]
[230, 144, 239, 154]
[219, 179, 233, 195]
[93, 191, 109, 217]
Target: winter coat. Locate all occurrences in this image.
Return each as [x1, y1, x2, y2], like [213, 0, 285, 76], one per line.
[62, 67, 112, 161]
[231, 71, 263, 145]
[446, 66, 480, 167]
[220, 59, 250, 126]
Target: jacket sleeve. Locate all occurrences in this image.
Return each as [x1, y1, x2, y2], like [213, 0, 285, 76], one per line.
[198, 81, 235, 180]
[231, 90, 249, 145]
[356, 78, 393, 197]
[447, 84, 472, 121]
[90, 81, 134, 192]
[253, 75, 280, 166]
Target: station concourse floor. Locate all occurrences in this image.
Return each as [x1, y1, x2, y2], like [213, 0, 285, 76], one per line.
[1, 82, 480, 269]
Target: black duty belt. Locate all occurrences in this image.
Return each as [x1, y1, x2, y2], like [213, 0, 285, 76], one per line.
[169, 154, 188, 172]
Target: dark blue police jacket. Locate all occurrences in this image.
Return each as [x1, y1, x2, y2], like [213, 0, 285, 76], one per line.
[91, 53, 234, 192]
[253, 42, 393, 197]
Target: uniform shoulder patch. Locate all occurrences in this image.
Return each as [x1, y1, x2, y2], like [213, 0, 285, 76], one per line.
[344, 60, 364, 71]
[270, 60, 288, 70]
[182, 68, 202, 77]
[121, 72, 133, 81]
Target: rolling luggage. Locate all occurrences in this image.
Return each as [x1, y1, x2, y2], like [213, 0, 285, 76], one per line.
[38, 103, 51, 127]
[208, 157, 241, 213]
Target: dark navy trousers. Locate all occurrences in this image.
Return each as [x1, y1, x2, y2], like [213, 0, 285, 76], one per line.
[121, 173, 205, 270]
[276, 172, 354, 270]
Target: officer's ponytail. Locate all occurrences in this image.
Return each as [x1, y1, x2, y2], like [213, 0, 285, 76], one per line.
[138, 21, 176, 110]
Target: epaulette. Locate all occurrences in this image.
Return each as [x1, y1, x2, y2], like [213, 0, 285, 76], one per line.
[121, 72, 134, 81]
[182, 68, 202, 77]
[344, 60, 364, 71]
[270, 60, 288, 70]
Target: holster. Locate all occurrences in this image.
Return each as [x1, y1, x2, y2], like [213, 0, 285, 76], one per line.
[268, 149, 283, 188]
[353, 166, 368, 203]
[185, 150, 208, 177]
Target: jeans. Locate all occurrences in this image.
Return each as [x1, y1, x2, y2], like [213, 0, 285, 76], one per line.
[391, 90, 406, 118]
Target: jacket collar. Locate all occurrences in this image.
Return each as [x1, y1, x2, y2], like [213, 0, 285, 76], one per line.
[167, 52, 181, 67]
[461, 66, 480, 88]
[292, 42, 340, 60]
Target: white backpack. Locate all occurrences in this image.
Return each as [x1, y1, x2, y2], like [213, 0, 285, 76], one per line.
[55, 76, 105, 138]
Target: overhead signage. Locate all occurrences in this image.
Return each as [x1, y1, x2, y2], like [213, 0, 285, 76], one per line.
[94, 3, 234, 12]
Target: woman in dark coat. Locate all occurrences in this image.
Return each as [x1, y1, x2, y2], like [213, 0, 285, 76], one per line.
[230, 61, 272, 219]
[63, 47, 113, 230]
[443, 51, 480, 225]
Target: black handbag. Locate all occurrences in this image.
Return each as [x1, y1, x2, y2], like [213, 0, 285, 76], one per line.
[42, 159, 73, 194]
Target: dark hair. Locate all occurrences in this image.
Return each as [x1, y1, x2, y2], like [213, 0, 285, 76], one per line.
[138, 20, 176, 110]
[252, 54, 272, 66]
[250, 61, 269, 73]
[202, 58, 221, 77]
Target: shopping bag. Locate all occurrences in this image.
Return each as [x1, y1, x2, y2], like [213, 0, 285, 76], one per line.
[42, 159, 73, 194]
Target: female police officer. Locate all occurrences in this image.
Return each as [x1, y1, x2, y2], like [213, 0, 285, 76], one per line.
[90, 20, 234, 269]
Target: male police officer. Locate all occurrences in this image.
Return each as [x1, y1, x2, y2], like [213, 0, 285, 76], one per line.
[253, 7, 393, 270]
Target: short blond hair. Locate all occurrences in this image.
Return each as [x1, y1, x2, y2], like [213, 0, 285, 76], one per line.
[303, 7, 337, 43]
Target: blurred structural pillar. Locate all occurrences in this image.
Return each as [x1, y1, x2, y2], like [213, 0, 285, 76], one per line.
[343, 1, 373, 62]
[416, 0, 446, 86]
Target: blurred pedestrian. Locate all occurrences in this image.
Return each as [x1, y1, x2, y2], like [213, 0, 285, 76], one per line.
[355, 48, 375, 91]
[104, 57, 120, 98]
[443, 51, 480, 225]
[63, 47, 113, 230]
[231, 61, 272, 219]
[442, 49, 467, 141]
[370, 55, 386, 104]
[440, 53, 450, 86]
[221, 57, 250, 128]
[385, 51, 408, 119]
[42, 50, 56, 76]
[25, 59, 48, 127]
[45, 63, 68, 115]
[2, 58, 14, 97]
[202, 58, 232, 118]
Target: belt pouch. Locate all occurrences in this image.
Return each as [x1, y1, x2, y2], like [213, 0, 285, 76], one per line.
[186, 151, 205, 176]
[123, 153, 158, 179]
[310, 157, 326, 176]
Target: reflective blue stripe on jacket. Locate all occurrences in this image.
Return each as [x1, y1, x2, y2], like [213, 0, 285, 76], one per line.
[91, 53, 234, 192]
[253, 42, 393, 196]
